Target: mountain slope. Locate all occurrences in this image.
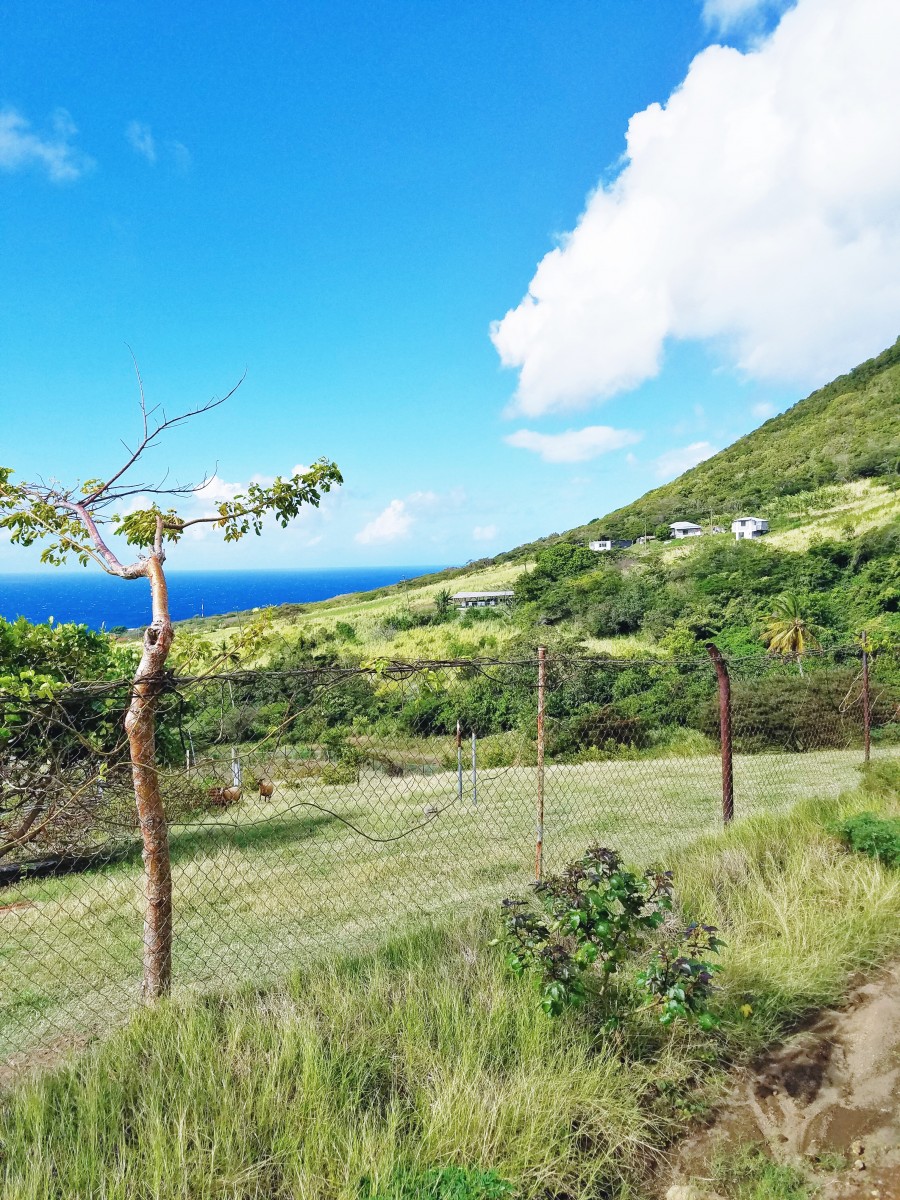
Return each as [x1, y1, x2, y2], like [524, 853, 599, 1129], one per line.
[494, 337, 900, 557]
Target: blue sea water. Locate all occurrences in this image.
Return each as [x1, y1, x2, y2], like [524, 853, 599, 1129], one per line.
[0, 567, 448, 630]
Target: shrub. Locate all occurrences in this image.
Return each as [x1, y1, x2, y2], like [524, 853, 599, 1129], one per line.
[700, 667, 897, 752]
[498, 846, 721, 1027]
[363, 1167, 513, 1200]
[833, 812, 900, 865]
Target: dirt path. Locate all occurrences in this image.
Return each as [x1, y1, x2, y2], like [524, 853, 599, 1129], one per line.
[668, 962, 900, 1199]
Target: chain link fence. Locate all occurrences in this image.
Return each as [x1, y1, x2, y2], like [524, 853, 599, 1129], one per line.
[2, 644, 898, 1076]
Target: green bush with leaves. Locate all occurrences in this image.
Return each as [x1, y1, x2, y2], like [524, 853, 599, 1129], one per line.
[498, 846, 722, 1026]
[363, 1167, 513, 1200]
[833, 811, 900, 866]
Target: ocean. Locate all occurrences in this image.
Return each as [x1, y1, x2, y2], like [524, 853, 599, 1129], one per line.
[0, 567, 448, 631]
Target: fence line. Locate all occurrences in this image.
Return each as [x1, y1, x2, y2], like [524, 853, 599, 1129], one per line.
[1, 642, 898, 1076]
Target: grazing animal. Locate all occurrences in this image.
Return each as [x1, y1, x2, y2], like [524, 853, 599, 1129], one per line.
[257, 778, 274, 799]
[207, 786, 242, 808]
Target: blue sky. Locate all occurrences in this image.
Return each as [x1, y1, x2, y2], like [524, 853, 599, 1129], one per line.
[2, 0, 898, 571]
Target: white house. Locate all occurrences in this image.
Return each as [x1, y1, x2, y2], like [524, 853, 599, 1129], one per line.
[451, 591, 514, 609]
[669, 521, 703, 539]
[731, 516, 769, 540]
[589, 538, 633, 552]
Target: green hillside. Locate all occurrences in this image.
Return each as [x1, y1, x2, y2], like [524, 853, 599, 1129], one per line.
[154, 339, 900, 663]
[495, 337, 900, 557]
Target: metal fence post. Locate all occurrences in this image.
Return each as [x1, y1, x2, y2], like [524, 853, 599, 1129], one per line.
[456, 720, 463, 802]
[535, 645, 546, 880]
[471, 731, 478, 807]
[706, 643, 734, 824]
[861, 630, 872, 764]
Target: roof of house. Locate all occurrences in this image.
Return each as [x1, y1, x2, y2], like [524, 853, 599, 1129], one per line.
[450, 591, 514, 599]
[670, 521, 702, 529]
[733, 515, 767, 522]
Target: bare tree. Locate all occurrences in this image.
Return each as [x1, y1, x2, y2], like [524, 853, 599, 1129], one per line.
[0, 366, 342, 997]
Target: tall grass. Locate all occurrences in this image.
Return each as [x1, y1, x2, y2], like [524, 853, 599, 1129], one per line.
[1, 773, 898, 1200]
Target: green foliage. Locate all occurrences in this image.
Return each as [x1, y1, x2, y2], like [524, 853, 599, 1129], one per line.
[0, 459, 342, 564]
[363, 1167, 513, 1200]
[833, 811, 900, 865]
[434, 588, 455, 618]
[700, 665, 896, 753]
[707, 1146, 811, 1200]
[499, 846, 721, 1025]
[637, 922, 724, 1029]
[762, 591, 824, 658]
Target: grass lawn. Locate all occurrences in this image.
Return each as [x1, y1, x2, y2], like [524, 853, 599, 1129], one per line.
[1, 744, 890, 1069]
[0, 767, 898, 1198]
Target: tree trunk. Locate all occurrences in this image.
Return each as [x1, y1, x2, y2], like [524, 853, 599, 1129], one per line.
[124, 555, 175, 1000]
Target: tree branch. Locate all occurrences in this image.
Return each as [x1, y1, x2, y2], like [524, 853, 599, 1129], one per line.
[82, 373, 245, 506]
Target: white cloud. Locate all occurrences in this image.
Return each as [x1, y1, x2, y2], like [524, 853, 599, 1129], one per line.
[751, 400, 776, 419]
[126, 123, 191, 170]
[491, 0, 900, 417]
[702, 0, 790, 32]
[355, 498, 412, 545]
[654, 441, 717, 479]
[0, 107, 92, 182]
[126, 120, 157, 163]
[473, 524, 498, 542]
[169, 140, 192, 171]
[353, 489, 462, 546]
[505, 425, 641, 464]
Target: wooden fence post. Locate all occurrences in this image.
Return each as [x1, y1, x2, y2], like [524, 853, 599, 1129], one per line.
[861, 631, 871, 764]
[535, 645, 546, 880]
[706, 643, 734, 824]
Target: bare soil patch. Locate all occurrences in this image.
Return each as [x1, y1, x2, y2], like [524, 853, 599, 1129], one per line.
[668, 962, 900, 1199]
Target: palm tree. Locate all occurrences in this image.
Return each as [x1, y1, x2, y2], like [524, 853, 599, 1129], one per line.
[762, 592, 823, 673]
[434, 587, 455, 619]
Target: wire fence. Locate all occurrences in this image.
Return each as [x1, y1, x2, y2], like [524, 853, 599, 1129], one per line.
[1, 643, 898, 1076]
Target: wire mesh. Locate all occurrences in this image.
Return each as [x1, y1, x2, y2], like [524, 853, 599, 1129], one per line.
[1, 645, 897, 1077]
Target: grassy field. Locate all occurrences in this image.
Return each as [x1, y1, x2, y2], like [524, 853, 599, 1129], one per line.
[1, 768, 899, 1199]
[1, 743, 891, 1069]
[179, 561, 531, 661]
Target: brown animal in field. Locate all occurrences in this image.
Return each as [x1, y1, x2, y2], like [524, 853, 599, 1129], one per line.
[257, 778, 274, 799]
[207, 786, 242, 808]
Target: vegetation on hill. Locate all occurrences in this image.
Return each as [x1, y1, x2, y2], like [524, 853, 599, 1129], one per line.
[491, 336, 900, 556]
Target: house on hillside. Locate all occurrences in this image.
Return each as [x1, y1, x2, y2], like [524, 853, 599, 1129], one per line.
[451, 590, 514, 609]
[731, 516, 769, 540]
[635, 534, 656, 544]
[669, 521, 703, 539]
[589, 538, 633, 552]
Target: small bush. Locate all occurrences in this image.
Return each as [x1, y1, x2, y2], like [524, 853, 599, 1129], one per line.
[499, 846, 721, 1027]
[319, 760, 360, 785]
[833, 811, 900, 865]
[363, 1166, 513, 1200]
